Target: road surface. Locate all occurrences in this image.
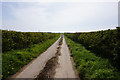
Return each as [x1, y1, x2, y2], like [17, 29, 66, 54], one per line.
[55, 36, 78, 78]
[12, 36, 79, 79]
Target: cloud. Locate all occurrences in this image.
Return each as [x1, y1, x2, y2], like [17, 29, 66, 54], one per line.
[14, 6, 48, 25]
[2, 0, 120, 2]
[3, 3, 51, 31]
[42, 2, 117, 31]
[47, 3, 96, 26]
[2, 2, 118, 32]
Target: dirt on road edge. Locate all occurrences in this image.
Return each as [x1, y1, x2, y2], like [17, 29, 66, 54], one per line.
[35, 37, 63, 80]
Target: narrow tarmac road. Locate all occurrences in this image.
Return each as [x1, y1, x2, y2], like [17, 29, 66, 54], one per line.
[12, 36, 79, 79]
[54, 36, 78, 78]
[12, 37, 61, 78]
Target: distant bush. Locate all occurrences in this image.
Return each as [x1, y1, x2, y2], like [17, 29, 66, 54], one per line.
[65, 27, 120, 71]
[65, 37, 120, 80]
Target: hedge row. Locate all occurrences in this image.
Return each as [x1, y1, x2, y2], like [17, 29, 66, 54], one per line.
[65, 36, 119, 80]
[2, 36, 59, 79]
[2, 30, 59, 52]
[65, 27, 120, 70]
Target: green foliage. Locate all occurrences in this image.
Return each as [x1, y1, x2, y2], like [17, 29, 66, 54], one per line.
[2, 30, 59, 52]
[2, 36, 59, 79]
[65, 27, 120, 70]
[65, 36, 120, 80]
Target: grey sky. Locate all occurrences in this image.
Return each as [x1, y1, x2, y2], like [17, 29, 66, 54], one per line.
[1, 1, 119, 32]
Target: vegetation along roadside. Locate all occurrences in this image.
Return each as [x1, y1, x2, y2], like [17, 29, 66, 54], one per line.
[2, 30, 60, 79]
[65, 27, 120, 71]
[65, 36, 120, 80]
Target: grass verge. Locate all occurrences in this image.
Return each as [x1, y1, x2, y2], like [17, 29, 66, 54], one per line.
[2, 36, 59, 79]
[65, 36, 120, 80]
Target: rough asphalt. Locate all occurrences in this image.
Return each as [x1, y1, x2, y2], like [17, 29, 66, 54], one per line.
[12, 36, 79, 80]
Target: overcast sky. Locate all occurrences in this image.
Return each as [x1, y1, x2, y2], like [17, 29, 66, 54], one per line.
[1, 0, 119, 32]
